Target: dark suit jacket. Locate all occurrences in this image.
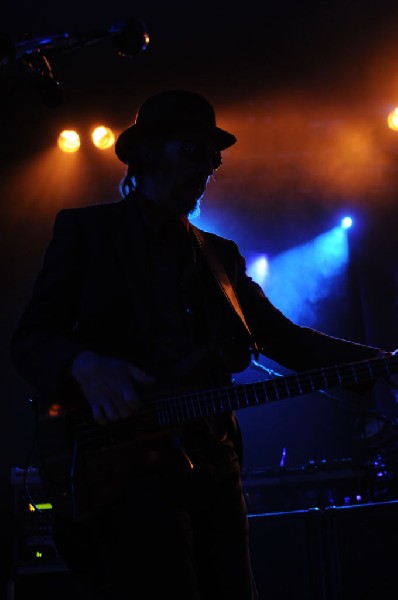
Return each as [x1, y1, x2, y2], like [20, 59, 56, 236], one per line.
[10, 194, 379, 402]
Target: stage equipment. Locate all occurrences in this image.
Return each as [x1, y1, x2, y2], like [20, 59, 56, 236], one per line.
[0, 18, 149, 107]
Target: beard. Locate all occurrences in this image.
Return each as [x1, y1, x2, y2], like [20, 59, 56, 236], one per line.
[174, 174, 207, 217]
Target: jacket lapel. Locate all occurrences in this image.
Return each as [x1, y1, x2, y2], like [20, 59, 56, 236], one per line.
[110, 197, 153, 353]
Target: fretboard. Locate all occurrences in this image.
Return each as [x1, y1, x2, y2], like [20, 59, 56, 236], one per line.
[154, 354, 398, 426]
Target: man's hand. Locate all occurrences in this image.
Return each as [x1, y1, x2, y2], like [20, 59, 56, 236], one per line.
[70, 351, 155, 425]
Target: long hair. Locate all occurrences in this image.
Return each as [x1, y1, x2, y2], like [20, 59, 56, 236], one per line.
[119, 140, 164, 198]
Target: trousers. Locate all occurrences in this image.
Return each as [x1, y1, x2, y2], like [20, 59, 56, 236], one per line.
[52, 437, 258, 600]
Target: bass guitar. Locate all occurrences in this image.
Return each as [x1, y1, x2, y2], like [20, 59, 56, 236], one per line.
[36, 353, 398, 518]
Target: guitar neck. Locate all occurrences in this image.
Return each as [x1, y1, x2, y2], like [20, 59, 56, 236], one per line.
[154, 354, 398, 427]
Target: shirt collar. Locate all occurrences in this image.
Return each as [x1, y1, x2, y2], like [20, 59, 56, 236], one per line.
[132, 192, 191, 234]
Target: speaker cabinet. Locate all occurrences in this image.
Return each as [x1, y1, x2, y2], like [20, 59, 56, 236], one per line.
[248, 508, 327, 599]
[324, 500, 398, 600]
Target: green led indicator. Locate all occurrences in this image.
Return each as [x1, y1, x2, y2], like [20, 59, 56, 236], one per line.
[35, 502, 53, 510]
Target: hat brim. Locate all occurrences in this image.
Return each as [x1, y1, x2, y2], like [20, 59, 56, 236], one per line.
[115, 122, 236, 164]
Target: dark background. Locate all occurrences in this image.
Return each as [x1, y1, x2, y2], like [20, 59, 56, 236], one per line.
[2, 0, 398, 590]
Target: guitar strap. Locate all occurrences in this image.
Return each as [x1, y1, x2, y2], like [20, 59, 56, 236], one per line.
[191, 225, 260, 358]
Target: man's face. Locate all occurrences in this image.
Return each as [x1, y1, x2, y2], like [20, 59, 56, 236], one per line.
[142, 137, 221, 217]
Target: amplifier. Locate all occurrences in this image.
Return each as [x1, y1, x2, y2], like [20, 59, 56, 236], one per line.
[248, 500, 398, 600]
[248, 508, 327, 600]
[242, 457, 395, 514]
[323, 500, 398, 600]
[10, 466, 67, 575]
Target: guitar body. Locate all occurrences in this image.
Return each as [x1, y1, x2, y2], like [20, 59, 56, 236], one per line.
[36, 402, 188, 519]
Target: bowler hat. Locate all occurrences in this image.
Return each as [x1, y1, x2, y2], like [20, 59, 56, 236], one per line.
[115, 89, 237, 164]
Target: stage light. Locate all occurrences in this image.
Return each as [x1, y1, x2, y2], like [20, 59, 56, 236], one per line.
[247, 255, 269, 284]
[387, 108, 398, 131]
[263, 226, 349, 326]
[341, 216, 353, 229]
[91, 126, 115, 150]
[57, 129, 81, 153]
